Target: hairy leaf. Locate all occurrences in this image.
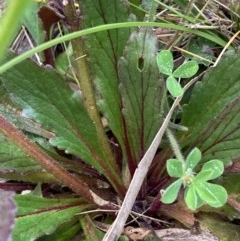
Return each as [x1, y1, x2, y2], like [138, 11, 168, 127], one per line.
[0, 190, 17, 241]
[180, 49, 240, 165]
[13, 194, 91, 241]
[0, 59, 105, 173]
[81, 0, 131, 151]
[119, 28, 164, 162]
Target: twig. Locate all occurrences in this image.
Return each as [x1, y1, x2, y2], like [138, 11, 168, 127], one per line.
[102, 75, 201, 241]
[214, 30, 240, 67]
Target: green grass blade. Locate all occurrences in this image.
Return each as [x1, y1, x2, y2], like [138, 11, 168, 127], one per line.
[0, 0, 32, 61]
[0, 22, 230, 74]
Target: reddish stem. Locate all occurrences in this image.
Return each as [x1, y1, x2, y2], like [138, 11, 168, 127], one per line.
[0, 116, 109, 206]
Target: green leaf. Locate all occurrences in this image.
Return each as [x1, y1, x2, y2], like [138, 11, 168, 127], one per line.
[156, 50, 173, 75]
[128, 0, 145, 20]
[0, 133, 57, 183]
[81, 215, 104, 241]
[54, 49, 75, 81]
[184, 37, 216, 66]
[118, 27, 164, 163]
[81, 0, 130, 154]
[193, 169, 214, 183]
[161, 179, 183, 204]
[21, 2, 45, 46]
[185, 147, 201, 171]
[0, 58, 105, 173]
[184, 185, 203, 210]
[37, 220, 81, 241]
[173, 61, 199, 78]
[0, 0, 33, 61]
[13, 194, 91, 241]
[166, 75, 184, 97]
[201, 160, 224, 180]
[166, 159, 184, 178]
[0, 103, 53, 139]
[0, 132, 79, 183]
[181, 49, 240, 166]
[195, 182, 228, 208]
[0, 133, 41, 174]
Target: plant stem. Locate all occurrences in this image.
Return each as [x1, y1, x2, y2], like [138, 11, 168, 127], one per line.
[166, 128, 184, 162]
[63, 1, 125, 197]
[0, 116, 110, 207]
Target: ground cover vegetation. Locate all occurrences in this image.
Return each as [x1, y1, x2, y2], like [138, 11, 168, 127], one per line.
[0, 0, 240, 240]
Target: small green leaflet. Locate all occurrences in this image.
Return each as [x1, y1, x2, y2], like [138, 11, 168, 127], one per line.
[156, 50, 199, 98]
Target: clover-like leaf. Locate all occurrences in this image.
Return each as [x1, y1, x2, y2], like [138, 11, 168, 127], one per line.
[194, 169, 214, 183]
[184, 185, 203, 211]
[194, 160, 223, 184]
[156, 50, 174, 75]
[185, 147, 202, 171]
[161, 179, 183, 204]
[201, 159, 224, 180]
[166, 75, 184, 97]
[195, 182, 228, 208]
[166, 159, 184, 178]
[173, 61, 199, 78]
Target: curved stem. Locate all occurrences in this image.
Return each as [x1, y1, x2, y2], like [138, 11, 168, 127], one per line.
[0, 22, 230, 74]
